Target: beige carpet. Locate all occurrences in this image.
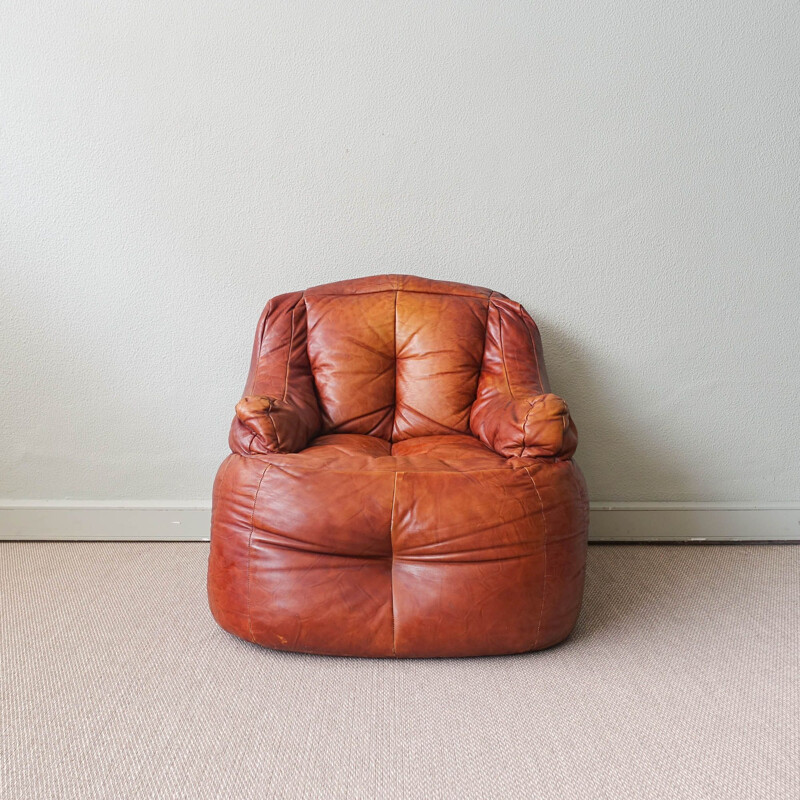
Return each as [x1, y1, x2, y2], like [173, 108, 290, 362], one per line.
[1, 543, 797, 799]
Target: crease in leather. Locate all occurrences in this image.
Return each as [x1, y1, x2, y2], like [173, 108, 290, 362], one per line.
[392, 404, 464, 438]
[245, 297, 272, 397]
[389, 470, 399, 656]
[250, 538, 392, 562]
[282, 302, 296, 401]
[321, 403, 394, 434]
[524, 466, 549, 650]
[246, 463, 273, 643]
[520, 303, 544, 389]
[301, 291, 322, 415]
[465, 292, 493, 432]
[391, 286, 398, 441]
[267, 407, 281, 451]
[497, 302, 515, 400]
[307, 285, 490, 300]
[238, 448, 551, 475]
[520, 396, 546, 458]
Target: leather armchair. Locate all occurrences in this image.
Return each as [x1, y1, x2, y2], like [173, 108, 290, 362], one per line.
[209, 275, 589, 657]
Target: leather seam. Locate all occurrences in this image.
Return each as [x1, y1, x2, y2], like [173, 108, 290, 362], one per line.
[520, 305, 544, 393]
[524, 466, 548, 650]
[389, 471, 400, 656]
[247, 298, 272, 396]
[391, 288, 398, 442]
[306, 287, 490, 299]
[479, 293, 493, 372]
[240, 462, 542, 475]
[301, 292, 324, 437]
[246, 463, 273, 644]
[468, 293, 493, 433]
[282, 300, 298, 402]
[497, 302, 515, 400]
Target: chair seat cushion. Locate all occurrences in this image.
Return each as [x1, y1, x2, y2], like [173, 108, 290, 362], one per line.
[304, 432, 513, 470]
[208, 434, 587, 658]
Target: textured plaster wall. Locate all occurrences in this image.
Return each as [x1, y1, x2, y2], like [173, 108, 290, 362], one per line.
[2, 1, 799, 503]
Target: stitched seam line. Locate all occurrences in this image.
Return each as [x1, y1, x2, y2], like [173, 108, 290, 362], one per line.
[306, 287, 490, 299]
[282, 301, 298, 401]
[247, 460, 547, 476]
[247, 298, 272, 396]
[469, 293, 494, 434]
[478, 292, 493, 380]
[391, 288, 398, 443]
[246, 464, 273, 643]
[389, 471, 400, 656]
[520, 305, 544, 393]
[524, 466, 549, 650]
[301, 291, 323, 437]
[497, 305, 514, 400]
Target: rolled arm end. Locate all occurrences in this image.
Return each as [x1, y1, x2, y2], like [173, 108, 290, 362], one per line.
[229, 395, 315, 455]
[472, 392, 578, 460]
[519, 393, 577, 459]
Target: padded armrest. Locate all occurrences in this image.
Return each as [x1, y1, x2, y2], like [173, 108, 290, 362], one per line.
[472, 392, 577, 459]
[231, 395, 315, 454]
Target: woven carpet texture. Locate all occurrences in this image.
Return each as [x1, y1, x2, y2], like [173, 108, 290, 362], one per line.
[2, 543, 797, 799]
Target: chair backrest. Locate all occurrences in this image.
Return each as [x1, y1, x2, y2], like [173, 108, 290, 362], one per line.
[245, 274, 550, 442]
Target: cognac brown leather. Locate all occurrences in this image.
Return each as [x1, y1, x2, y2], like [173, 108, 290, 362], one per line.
[208, 275, 589, 657]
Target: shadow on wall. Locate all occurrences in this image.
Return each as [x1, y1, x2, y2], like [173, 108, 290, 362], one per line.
[538, 320, 689, 504]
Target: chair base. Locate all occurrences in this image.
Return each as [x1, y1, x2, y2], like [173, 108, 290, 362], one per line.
[208, 449, 589, 659]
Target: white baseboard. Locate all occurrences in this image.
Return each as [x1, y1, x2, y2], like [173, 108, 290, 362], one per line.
[0, 502, 211, 541]
[589, 503, 800, 542]
[0, 502, 798, 542]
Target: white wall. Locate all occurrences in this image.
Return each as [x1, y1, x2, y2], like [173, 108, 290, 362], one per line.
[2, 1, 799, 509]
